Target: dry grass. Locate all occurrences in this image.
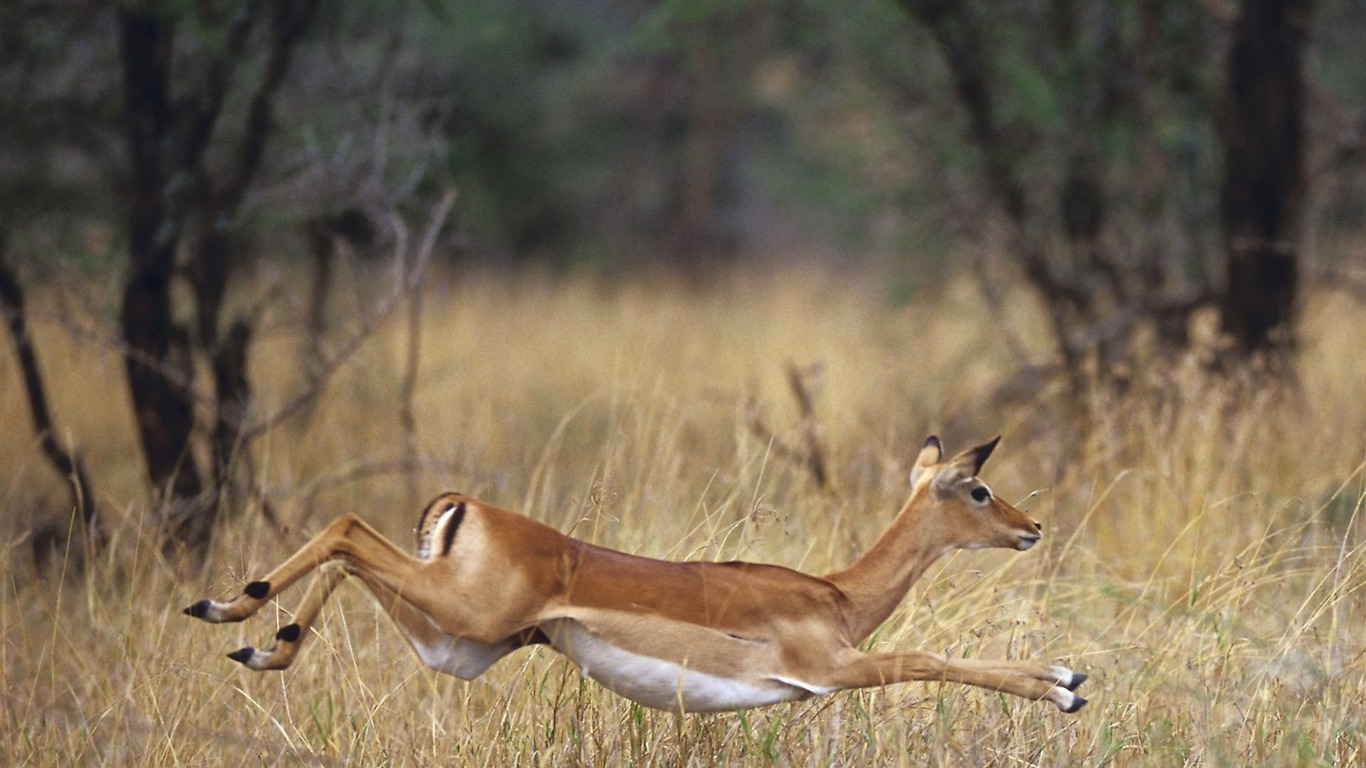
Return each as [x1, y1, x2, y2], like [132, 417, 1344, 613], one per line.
[2, 265, 1363, 766]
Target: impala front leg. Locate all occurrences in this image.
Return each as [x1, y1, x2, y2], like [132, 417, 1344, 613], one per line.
[828, 649, 1088, 713]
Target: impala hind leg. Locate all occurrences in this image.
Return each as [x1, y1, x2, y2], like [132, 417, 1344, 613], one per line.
[228, 562, 537, 679]
[343, 569, 544, 679]
[828, 649, 1088, 713]
[224, 563, 469, 672]
[183, 514, 415, 624]
[225, 565, 346, 670]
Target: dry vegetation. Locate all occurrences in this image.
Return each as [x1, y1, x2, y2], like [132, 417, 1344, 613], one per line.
[2, 265, 1364, 766]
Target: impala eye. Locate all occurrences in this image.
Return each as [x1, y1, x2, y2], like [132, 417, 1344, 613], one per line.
[970, 486, 991, 503]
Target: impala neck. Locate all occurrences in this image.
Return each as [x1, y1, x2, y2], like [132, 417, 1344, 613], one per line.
[826, 485, 954, 643]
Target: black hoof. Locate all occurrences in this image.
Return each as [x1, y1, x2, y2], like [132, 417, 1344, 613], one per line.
[275, 623, 301, 643]
[1063, 695, 1088, 714]
[227, 647, 256, 664]
[183, 600, 211, 618]
[1065, 672, 1088, 691]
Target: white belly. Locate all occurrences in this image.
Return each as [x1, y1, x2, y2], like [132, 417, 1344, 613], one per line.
[406, 631, 516, 680]
[542, 618, 816, 713]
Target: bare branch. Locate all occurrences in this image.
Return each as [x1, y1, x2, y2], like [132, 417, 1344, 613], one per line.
[742, 361, 833, 493]
[784, 360, 830, 491]
[0, 240, 102, 545]
[239, 189, 457, 442]
[219, 0, 322, 210]
[1309, 264, 1366, 301]
[181, 1, 259, 170]
[965, 248, 1032, 365]
[290, 456, 453, 531]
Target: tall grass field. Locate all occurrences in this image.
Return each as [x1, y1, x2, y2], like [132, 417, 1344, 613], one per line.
[2, 266, 1363, 766]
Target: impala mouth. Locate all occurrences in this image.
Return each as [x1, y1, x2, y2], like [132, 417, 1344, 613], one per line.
[1016, 534, 1041, 551]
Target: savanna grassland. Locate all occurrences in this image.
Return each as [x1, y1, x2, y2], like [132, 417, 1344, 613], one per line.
[2, 266, 1364, 766]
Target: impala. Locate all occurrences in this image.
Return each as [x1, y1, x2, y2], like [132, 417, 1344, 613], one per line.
[184, 436, 1087, 714]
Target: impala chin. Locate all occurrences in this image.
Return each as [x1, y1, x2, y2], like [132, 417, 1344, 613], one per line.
[183, 435, 1090, 717]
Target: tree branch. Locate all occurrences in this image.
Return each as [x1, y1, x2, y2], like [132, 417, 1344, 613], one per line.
[743, 360, 833, 492]
[0, 238, 101, 543]
[239, 189, 457, 443]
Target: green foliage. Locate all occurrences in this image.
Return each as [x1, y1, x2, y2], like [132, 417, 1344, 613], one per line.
[996, 50, 1063, 133]
[2, 0, 1364, 276]
[634, 0, 748, 54]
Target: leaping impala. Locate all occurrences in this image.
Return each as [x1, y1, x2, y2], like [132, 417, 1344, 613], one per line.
[184, 436, 1087, 714]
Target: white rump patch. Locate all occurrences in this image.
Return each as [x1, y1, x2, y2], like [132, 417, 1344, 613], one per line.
[417, 503, 462, 561]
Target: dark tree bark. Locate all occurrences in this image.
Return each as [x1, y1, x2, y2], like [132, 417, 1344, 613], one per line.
[115, 2, 319, 555]
[305, 218, 339, 382]
[0, 238, 101, 558]
[897, 0, 1308, 391]
[896, 0, 1093, 374]
[1219, 0, 1312, 360]
[193, 0, 318, 528]
[117, 12, 206, 523]
[210, 320, 253, 489]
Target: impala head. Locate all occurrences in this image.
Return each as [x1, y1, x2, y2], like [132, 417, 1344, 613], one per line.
[909, 436, 1042, 552]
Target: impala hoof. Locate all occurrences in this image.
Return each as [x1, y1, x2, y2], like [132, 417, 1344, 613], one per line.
[1064, 672, 1088, 691]
[227, 647, 256, 665]
[183, 600, 211, 619]
[1063, 694, 1088, 714]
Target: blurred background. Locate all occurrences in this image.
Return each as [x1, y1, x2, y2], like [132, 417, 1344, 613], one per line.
[5, 4, 1366, 764]
[2, 0, 1365, 558]
[5, 1, 1364, 272]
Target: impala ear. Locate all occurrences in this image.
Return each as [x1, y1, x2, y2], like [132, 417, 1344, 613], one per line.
[909, 435, 943, 487]
[950, 435, 1000, 476]
[930, 437, 1001, 498]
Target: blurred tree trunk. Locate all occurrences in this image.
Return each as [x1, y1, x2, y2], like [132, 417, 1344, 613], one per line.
[895, 0, 1093, 375]
[304, 209, 376, 386]
[1219, 0, 1311, 362]
[117, 11, 207, 546]
[192, 0, 317, 529]
[661, 4, 766, 269]
[0, 238, 101, 563]
[116, 2, 318, 556]
[675, 23, 728, 265]
[898, 0, 1311, 388]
